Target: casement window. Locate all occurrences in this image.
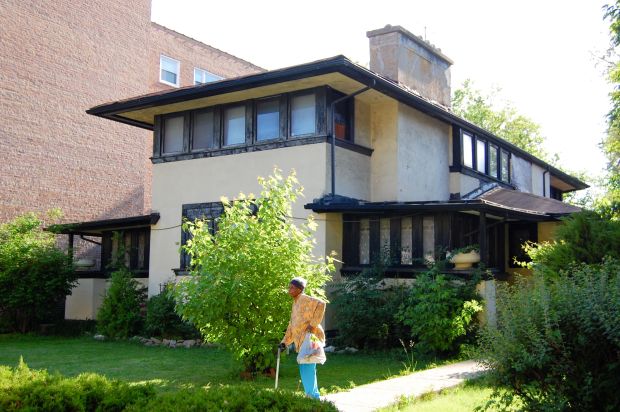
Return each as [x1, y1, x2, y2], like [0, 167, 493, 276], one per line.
[256, 97, 281, 141]
[500, 149, 510, 182]
[180, 202, 224, 269]
[192, 109, 217, 150]
[476, 139, 486, 174]
[223, 105, 246, 146]
[194, 67, 222, 85]
[489, 144, 499, 179]
[101, 229, 150, 275]
[162, 115, 185, 154]
[160, 55, 180, 87]
[462, 132, 474, 168]
[291, 92, 316, 137]
[332, 90, 353, 141]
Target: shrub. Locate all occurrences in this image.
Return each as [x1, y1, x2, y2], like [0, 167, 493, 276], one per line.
[398, 267, 482, 354]
[145, 289, 199, 339]
[0, 212, 76, 333]
[523, 211, 620, 277]
[478, 259, 620, 411]
[0, 359, 155, 411]
[332, 260, 410, 349]
[174, 169, 333, 372]
[97, 266, 147, 338]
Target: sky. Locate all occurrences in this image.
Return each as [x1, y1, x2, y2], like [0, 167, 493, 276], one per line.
[151, 0, 613, 186]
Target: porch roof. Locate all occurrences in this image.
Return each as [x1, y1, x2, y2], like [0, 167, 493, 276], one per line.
[305, 189, 580, 221]
[49, 213, 160, 236]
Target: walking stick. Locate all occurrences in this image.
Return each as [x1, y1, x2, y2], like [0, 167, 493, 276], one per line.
[275, 346, 281, 389]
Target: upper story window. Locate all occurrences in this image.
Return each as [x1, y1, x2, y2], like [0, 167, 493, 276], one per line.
[256, 97, 281, 141]
[463, 132, 474, 168]
[162, 115, 185, 154]
[501, 149, 510, 181]
[489, 144, 499, 179]
[194, 68, 223, 85]
[459, 129, 510, 184]
[291, 92, 316, 137]
[192, 110, 217, 150]
[160, 55, 180, 87]
[476, 138, 486, 174]
[224, 105, 246, 146]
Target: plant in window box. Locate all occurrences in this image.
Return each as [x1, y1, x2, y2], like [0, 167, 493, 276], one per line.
[447, 244, 480, 269]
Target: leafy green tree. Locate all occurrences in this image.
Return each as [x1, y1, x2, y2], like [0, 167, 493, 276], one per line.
[452, 80, 555, 162]
[0, 212, 76, 333]
[174, 169, 334, 373]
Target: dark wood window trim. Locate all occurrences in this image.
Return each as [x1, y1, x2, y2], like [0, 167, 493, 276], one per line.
[254, 95, 285, 143]
[159, 112, 190, 156]
[99, 229, 150, 278]
[190, 107, 219, 152]
[179, 202, 224, 271]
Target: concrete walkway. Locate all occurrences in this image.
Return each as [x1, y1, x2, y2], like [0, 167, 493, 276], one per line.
[323, 360, 487, 412]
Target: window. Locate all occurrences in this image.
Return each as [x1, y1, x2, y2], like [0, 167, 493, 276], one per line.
[162, 115, 184, 154]
[332, 92, 352, 141]
[291, 93, 316, 136]
[180, 202, 224, 269]
[224, 105, 246, 146]
[508, 223, 537, 268]
[192, 110, 216, 150]
[194, 68, 222, 85]
[501, 149, 510, 182]
[256, 98, 280, 141]
[489, 144, 499, 178]
[160, 55, 180, 87]
[476, 139, 486, 173]
[101, 229, 150, 275]
[463, 132, 474, 168]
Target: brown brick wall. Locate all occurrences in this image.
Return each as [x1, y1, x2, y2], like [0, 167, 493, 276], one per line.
[0, 1, 262, 225]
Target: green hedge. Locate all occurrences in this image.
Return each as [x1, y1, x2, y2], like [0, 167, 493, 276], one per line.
[0, 361, 337, 411]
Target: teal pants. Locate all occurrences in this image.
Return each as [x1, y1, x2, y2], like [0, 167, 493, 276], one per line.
[299, 363, 320, 398]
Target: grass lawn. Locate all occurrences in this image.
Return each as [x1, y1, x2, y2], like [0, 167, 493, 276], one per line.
[0, 334, 448, 394]
[379, 378, 497, 412]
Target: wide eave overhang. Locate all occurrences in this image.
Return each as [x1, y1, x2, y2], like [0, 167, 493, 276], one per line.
[87, 55, 588, 192]
[49, 213, 160, 236]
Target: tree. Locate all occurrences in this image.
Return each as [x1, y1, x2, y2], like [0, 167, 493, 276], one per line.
[173, 169, 334, 373]
[0, 212, 76, 333]
[452, 80, 555, 163]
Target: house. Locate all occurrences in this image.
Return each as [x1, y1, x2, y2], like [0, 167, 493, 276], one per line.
[61, 25, 587, 321]
[0, 1, 262, 319]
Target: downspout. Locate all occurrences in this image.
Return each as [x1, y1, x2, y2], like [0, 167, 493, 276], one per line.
[330, 80, 375, 196]
[542, 168, 549, 197]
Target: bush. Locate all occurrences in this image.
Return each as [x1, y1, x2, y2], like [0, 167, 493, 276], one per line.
[478, 259, 620, 411]
[398, 267, 482, 354]
[175, 169, 333, 372]
[332, 260, 410, 349]
[97, 267, 147, 338]
[0, 213, 76, 333]
[0, 361, 337, 412]
[0, 359, 155, 411]
[145, 289, 199, 339]
[524, 211, 620, 277]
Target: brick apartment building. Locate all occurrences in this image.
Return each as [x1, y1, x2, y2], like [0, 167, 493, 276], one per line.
[0, 0, 263, 225]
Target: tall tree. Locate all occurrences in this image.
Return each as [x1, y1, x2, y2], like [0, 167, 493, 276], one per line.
[452, 80, 556, 163]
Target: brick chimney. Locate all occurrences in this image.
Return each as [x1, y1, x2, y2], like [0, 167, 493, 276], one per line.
[367, 25, 453, 107]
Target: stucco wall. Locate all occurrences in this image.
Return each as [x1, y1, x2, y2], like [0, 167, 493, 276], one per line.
[354, 99, 372, 148]
[511, 155, 532, 193]
[449, 172, 481, 197]
[65, 278, 148, 320]
[370, 99, 399, 201]
[531, 163, 549, 197]
[149, 143, 332, 295]
[397, 104, 451, 201]
[332, 148, 371, 200]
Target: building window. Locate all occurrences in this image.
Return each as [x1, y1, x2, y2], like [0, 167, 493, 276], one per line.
[332, 91, 353, 141]
[194, 68, 222, 85]
[501, 149, 510, 182]
[101, 229, 150, 275]
[508, 222, 537, 268]
[291, 92, 316, 137]
[181, 202, 224, 269]
[489, 144, 499, 179]
[224, 105, 246, 146]
[162, 115, 185, 154]
[476, 139, 486, 174]
[192, 110, 217, 150]
[463, 132, 474, 168]
[256, 97, 280, 141]
[160, 55, 180, 87]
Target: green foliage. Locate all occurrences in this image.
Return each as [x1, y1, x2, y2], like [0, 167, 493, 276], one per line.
[174, 169, 334, 372]
[398, 267, 482, 354]
[452, 80, 555, 162]
[0, 213, 76, 333]
[128, 385, 338, 412]
[145, 288, 199, 339]
[478, 259, 620, 411]
[0, 359, 155, 411]
[97, 267, 147, 339]
[522, 211, 620, 277]
[332, 259, 410, 349]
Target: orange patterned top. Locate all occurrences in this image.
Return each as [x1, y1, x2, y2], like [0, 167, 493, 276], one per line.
[281, 293, 326, 352]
